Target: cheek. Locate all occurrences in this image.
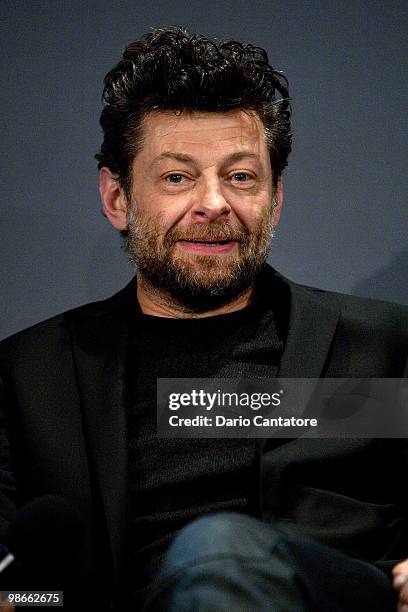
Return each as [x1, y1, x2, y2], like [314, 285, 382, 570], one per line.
[139, 193, 191, 229]
[233, 206, 265, 231]
[137, 209, 181, 241]
[230, 192, 272, 225]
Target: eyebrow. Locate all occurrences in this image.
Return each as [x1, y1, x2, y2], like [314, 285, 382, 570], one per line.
[152, 150, 261, 166]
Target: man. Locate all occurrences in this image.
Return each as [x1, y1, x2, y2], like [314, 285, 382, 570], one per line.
[0, 26, 407, 611]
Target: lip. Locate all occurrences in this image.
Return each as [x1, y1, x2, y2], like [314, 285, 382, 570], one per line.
[176, 240, 237, 254]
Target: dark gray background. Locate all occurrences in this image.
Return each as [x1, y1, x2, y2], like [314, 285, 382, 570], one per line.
[1, 0, 407, 340]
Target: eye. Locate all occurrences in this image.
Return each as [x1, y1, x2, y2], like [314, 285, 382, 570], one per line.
[232, 172, 250, 182]
[165, 174, 184, 183]
[230, 172, 256, 186]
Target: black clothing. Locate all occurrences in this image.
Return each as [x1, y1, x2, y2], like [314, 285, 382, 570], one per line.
[0, 265, 406, 610]
[126, 287, 284, 598]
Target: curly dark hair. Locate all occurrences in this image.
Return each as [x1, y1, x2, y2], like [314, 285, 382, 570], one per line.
[95, 26, 292, 196]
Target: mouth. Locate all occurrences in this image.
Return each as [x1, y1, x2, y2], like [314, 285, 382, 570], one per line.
[176, 239, 238, 254]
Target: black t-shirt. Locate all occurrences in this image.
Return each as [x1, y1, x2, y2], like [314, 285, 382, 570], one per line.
[124, 274, 289, 603]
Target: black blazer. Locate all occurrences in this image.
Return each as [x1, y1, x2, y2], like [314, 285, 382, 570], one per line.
[0, 265, 407, 601]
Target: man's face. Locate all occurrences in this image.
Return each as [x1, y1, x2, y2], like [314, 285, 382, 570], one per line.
[124, 109, 282, 311]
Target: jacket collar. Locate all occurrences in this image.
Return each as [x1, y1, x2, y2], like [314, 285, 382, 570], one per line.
[274, 269, 340, 378]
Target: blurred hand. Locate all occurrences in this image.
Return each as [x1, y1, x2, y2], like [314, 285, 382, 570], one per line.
[392, 558, 408, 611]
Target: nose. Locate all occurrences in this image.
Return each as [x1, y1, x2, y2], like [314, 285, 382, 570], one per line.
[190, 177, 231, 222]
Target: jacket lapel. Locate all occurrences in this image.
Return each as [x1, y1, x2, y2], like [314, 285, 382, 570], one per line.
[68, 278, 136, 584]
[256, 268, 341, 446]
[278, 276, 340, 379]
[256, 269, 341, 517]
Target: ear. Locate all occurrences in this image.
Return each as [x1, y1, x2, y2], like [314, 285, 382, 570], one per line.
[272, 175, 284, 226]
[99, 167, 128, 231]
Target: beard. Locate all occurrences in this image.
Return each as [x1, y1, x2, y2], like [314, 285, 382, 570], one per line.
[124, 203, 275, 313]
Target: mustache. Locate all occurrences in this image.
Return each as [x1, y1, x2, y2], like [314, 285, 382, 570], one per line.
[163, 222, 248, 246]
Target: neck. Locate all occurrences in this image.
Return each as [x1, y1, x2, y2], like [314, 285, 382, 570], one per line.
[136, 277, 255, 319]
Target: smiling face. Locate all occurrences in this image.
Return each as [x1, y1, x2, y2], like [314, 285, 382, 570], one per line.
[100, 109, 283, 315]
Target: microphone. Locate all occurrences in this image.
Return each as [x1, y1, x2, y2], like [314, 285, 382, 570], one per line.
[0, 495, 85, 590]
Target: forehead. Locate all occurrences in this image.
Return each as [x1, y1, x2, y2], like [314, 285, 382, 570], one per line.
[138, 109, 268, 159]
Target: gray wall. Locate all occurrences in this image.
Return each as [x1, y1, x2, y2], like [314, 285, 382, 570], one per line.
[1, 0, 407, 340]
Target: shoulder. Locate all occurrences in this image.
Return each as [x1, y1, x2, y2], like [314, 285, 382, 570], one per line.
[0, 278, 136, 366]
[268, 270, 408, 375]
[300, 282, 407, 330]
[262, 266, 407, 364]
[266, 263, 408, 331]
[292, 281, 407, 373]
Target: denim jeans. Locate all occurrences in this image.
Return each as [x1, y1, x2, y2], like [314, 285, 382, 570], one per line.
[143, 512, 397, 611]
